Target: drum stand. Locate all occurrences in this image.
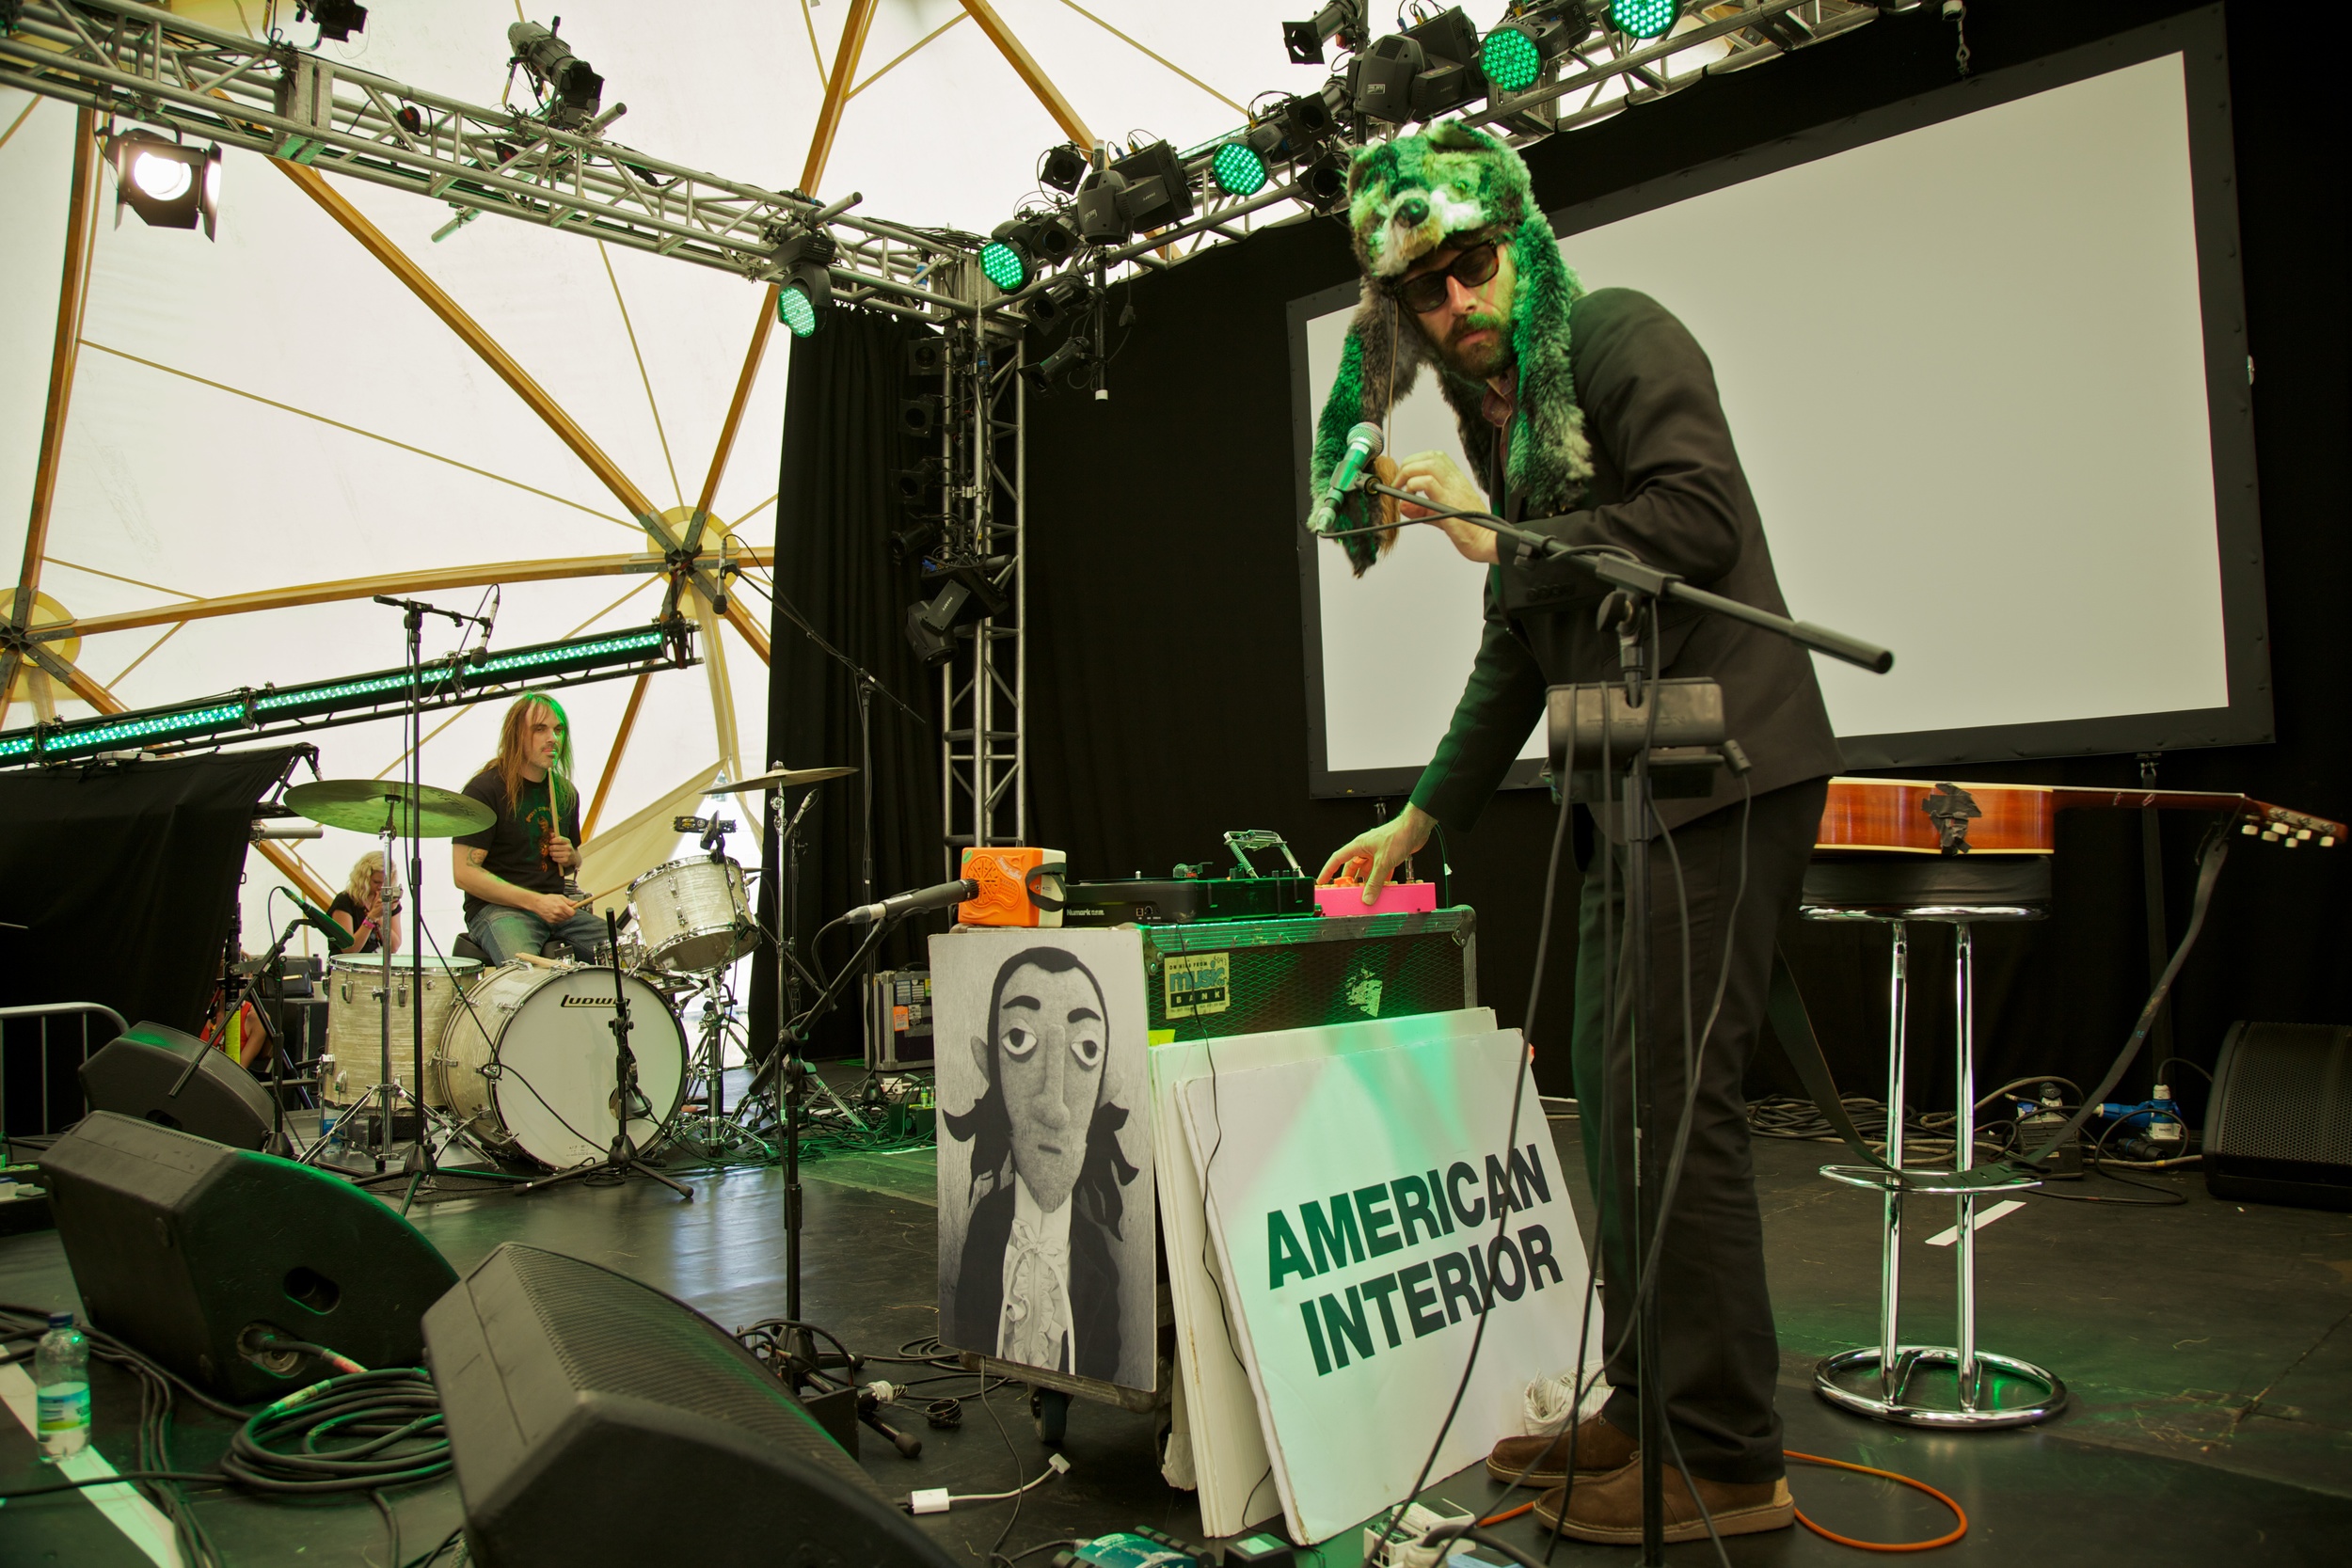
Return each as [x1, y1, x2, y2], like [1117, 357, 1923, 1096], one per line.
[670, 966, 770, 1158]
[521, 911, 692, 1200]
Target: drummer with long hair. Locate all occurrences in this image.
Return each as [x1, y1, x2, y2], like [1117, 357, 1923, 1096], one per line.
[452, 695, 600, 964]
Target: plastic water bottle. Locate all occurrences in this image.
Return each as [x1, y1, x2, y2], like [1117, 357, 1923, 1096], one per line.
[34, 1311, 90, 1462]
[319, 1101, 340, 1155]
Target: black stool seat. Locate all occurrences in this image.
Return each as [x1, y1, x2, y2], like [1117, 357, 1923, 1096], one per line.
[1803, 854, 2050, 919]
[452, 933, 490, 964]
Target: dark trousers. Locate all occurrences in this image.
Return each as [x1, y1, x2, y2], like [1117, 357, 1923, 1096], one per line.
[1567, 774, 1828, 1485]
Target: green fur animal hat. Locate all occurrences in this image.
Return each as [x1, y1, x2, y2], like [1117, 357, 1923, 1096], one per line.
[1310, 122, 1592, 574]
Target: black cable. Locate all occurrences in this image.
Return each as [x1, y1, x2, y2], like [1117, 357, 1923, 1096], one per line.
[401, 1525, 466, 1568]
[1379, 782, 1575, 1548]
[978, 1377, 1029, 1568]
[2155, 1055, 2214, 1085]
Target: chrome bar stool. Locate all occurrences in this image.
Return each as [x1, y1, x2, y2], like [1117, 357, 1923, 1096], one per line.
[1800, 855, 2068, 1428]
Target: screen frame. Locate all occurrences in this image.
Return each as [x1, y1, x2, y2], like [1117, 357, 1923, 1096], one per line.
[1291, 7, 2268, 800]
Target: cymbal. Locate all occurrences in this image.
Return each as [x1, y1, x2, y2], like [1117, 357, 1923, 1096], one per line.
[712, 766, 856, 794]
[286, 779, 496, 837]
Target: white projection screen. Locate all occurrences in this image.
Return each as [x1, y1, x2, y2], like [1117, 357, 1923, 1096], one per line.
[1291, 17, 2267, 799]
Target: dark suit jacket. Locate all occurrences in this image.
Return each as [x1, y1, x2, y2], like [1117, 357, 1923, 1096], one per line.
[1411, 288, 1843, 837]
[952, 1183, 1124, 1384]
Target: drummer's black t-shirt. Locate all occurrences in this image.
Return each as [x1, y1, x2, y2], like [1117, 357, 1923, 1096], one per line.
[453, 766, 580, 923]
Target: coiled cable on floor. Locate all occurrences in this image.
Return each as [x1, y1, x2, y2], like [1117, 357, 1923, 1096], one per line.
[1787, 1450, 1968, 1551]
[219, 1368, 452, 1494]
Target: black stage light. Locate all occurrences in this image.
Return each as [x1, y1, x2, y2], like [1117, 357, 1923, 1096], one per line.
[1039, 142, 1089, 195]
[898, 456, 947, 503]
[905, 336, 948, 377]
[296, 0, 367, 40]
[1350, 7, 1486, 126]
[1275, 89, 1335, 150]
[1298, 151, 1348, 212]
[109, 131, 223, 239]
[1020, 333, 1093, 394]
[890, 517, 944, 565]
[773, 228, 836, 339]
[901, 394, 943, 437]
[905, 568, 1010, 665]
[980, 213, 1079, 292]
[1025, 275, 1094, 332]
[1284, 1, 1369, 65]
[509, 18, 603, 130]
[1610, 0, 1684, 42]
[1075, 140, 1193, 243]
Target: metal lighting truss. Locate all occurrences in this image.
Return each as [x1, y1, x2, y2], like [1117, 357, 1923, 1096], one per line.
[0, 0, 975, 324]
[936, 322, 1026, 872]
[991, 0, 1891, 324]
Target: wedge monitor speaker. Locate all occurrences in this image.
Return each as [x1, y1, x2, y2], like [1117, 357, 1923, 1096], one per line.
[78, 1021, 276, 1149]
[2205, 1022, 2352, 1211]
[38, 1111, 458, 1401]
[423, 1244, 957, 1568]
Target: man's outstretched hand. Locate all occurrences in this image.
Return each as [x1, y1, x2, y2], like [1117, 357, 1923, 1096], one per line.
[1318, 802, 1438, 906]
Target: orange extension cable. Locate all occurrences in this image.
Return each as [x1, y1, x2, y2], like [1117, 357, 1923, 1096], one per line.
[1473, 1451, 1969, 1551]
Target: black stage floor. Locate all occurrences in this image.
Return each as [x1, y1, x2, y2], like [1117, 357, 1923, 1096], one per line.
[4, 1090, 2349, 1566]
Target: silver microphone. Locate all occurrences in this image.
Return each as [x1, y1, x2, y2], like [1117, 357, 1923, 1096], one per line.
[1307, 421, 1385, 535]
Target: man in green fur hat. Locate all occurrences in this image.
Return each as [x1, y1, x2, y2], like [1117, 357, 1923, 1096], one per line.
[1314, 122, 1841, 1545]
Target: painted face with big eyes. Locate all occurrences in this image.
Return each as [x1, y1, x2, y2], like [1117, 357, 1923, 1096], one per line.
[974, 962, 1105, 1212]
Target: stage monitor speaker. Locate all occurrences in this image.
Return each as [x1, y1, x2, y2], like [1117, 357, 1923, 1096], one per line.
[2205, 1022, 2352, 1211]
[38, 1111, 459, 1401]
[78, 1021, 276, 1150]
[423, 1243, 956, 1568]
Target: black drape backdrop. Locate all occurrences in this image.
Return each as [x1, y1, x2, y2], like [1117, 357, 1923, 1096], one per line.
[1022, 0, 2348, 1112]
[0, 746, 305, 1040]
[753, 309, 947, 1062]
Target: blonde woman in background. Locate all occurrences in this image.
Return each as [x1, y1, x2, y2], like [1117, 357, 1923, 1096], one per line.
[329, 849, 402, 955]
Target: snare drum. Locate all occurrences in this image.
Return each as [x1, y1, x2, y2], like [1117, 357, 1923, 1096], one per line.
[628, 855, 753, 974]
[325, 955, 480, 1103]
[434, 961, 687, 1169]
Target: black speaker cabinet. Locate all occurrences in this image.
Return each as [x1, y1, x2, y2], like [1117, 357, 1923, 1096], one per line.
[423, 1244, 955, 1568]
[2206, 1022, 2352, 1211]
[78, 1022, 276, 1150]
[39, 1111, 458, 1401]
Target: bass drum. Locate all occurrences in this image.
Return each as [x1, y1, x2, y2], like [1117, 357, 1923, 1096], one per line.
[436, 963, 687, 1169]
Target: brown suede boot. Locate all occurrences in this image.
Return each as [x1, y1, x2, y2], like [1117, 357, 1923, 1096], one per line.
[1484, 1413, 1637, 1489]
[1532, 1458, 1793, 1544]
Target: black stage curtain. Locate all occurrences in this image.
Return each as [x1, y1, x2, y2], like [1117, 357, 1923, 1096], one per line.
[1024, 0, 2349, 1113]
[0, 747, 305, 1115]
[751, 309, 946, 1063]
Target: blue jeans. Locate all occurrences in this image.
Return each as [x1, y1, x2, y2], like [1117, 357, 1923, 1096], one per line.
[468, 905, 606, 966]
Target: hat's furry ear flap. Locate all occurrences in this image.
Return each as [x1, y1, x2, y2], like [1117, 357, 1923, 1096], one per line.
[1502, 214, 1593, 511]
[1311, 288, 1432, 574]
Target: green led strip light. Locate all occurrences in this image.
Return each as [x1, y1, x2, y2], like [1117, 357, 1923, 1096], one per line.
[47, 702, 248, 755]
[0, 735, 35, 758]
[469, 628, 665, 678]
[255, 673, 413, 710]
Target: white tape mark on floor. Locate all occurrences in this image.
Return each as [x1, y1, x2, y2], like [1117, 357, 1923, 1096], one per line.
[1925, 1198, 2026, 1248]
[0, 1361, 183, 1568]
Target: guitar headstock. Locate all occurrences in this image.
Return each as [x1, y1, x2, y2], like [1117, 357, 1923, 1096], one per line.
[2239, 800, 2344, 849]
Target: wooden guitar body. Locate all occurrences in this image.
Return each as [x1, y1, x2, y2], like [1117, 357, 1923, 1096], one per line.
[1816, 777, 2344, 856]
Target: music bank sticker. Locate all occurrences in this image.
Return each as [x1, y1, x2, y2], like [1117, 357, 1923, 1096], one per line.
[1163, 952, 1230, 1019]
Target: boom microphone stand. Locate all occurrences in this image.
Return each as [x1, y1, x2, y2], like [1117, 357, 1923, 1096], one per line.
[1334, 483, 1895, 1563]
[520, 911, 693, 1200]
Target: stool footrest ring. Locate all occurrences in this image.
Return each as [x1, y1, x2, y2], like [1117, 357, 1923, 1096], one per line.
[1820, 1162, 2043, 1196]
[1816, 1346, 2067, 1428]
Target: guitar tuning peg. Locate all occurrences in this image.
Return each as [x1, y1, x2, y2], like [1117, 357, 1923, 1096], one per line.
[2240, 822, 2259, 835]
[2323, 835, 2338, 848]
[2295, 828, 2312, 840]
[2280, 836, 2299, 849]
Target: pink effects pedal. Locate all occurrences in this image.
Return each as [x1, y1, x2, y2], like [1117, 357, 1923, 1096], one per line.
[1313, 880, 1438, 917]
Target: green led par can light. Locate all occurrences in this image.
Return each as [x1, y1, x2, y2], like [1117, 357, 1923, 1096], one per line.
[1212, 139, 1269, 197]
[777, 282, 819, 337]
[1481, 24, 1545, 94]
[1611, 0, 1681, 40]
[979, 237, 1031, 292]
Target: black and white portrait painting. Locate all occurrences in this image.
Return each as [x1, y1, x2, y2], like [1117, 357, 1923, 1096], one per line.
[933, 927, 1154, 1392]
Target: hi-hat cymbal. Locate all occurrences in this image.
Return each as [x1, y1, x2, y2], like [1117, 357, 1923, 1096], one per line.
[286, 779, 496, 837]
[713, 766, 857, 794]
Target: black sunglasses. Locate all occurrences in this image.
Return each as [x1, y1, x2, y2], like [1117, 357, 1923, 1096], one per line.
[1391, 240, 1502, 314]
